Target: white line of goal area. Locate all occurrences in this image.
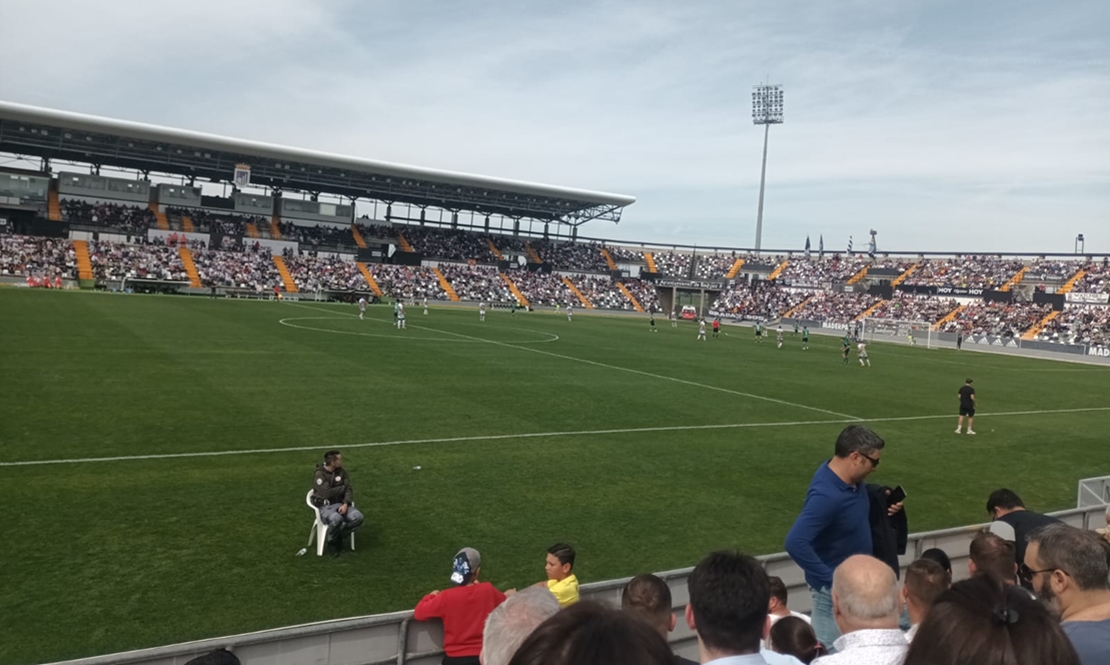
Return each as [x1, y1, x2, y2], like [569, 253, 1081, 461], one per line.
[285, 302, 862, 421]
[3, 406, 1108, 468]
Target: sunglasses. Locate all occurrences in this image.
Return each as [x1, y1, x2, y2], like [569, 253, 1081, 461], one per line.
[1019, 563, 1062, 583]
[858, 451, 881, 468]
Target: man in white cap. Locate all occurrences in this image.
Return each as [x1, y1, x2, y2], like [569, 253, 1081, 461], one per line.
[414, 548, 509, 665]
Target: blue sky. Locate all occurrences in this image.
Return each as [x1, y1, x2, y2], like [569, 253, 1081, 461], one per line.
[1, 0, 1107, 253]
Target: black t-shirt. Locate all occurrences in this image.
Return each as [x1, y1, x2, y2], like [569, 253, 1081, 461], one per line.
[998, 510, 1062, 567]
[959, 385, 975, 408]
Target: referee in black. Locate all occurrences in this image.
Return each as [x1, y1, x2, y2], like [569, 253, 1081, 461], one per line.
[956, 378, 976, 435]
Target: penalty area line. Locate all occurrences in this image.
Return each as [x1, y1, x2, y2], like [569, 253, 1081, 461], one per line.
[2, 406, 1108, 467]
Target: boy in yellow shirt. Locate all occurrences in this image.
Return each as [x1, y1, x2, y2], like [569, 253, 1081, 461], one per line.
[543, 543, 579, 607]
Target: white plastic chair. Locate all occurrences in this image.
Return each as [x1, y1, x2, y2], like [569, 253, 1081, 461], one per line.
[306, 490, 355, 556]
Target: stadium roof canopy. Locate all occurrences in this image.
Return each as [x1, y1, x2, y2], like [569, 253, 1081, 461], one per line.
[0, 101, 635, 227]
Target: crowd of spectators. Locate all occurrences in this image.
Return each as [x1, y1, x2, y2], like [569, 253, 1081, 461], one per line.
[693, 253, 743, 280]
[86, 239, 189, 281]
[1036, 304, 1110, 348]
[0, 234, 76, 279]
[1072, 263, 1110, 294]
[941, 301, 1052, 337]
[405, 227, 497, 262]
[867, 294, 959, 324]
[778, 255, 871, 287]
[439, 264, 515, 302]
[283, 254, 366, 292]
[507, 269, 575, 307]
[906, 256, 1025, 289]
[652, 251, 691, 278]
[786, 292, 879, 323]
[569, 275, 636, 309]
[621, 278, 660, 312]
[278, 221, 352, 248]
[710, 284, 811, 320]
[61, 199, 155, 235]
[369, 265, 449, 301]
[606, 245, 643, 263]
[533, 240, 609, 272]
[192, 246, 282, 291]
[1026, 259, 1083, 282]
[354, 220, 395, 241]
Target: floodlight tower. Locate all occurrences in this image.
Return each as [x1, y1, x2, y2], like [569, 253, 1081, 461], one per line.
[752, 84, 784, 253]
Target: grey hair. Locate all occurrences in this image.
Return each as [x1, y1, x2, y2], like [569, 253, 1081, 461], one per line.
[1027, 523, 1110, 592]
[481, 587, 560, 665]
[832, 558, 900, 622]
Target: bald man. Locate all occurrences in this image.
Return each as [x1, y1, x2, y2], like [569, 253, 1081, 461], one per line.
[813, 555, 908, 663]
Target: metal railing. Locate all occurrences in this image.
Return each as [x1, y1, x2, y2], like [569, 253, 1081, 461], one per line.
[46, 494, 1109, 665]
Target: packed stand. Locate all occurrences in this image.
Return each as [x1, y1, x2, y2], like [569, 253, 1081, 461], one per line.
[533, 240, 609, 272]
[569, 275, 636, 309]
[941, 301, 1052, 337]
[404, 227, 497, 262]
[439, 264, 514, 302]
[1071, 262, 1110, 293]
[86, 240, 189, 281]
[1026, 259, 1082, 282]
[606, 245, 643, 263]
[778, 255, 871, 287]
[283, 254, 366, 292]
[192, 246, 282, 291]
[693, 253, 742, 280]
[652, 251, 691, 278]
[172, 209, 263, 237]
[61, 200, 155, 235]
[867, 294, 959, 324]
[354, 220, 395, 241]
[507, 269, 575, 307]
[710, 284, 811, 320]
[907, 256, 1025, 289]
[369, 265, 449, 301]
[0, 234, 76, 279]
[786, 291, 879, 323]
[868, 257, 916, 271]
[1036, 304, 1110, 348]
[620, 278, 660, 312]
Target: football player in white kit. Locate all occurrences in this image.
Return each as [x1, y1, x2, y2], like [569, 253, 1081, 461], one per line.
[858, 341, 870, 366]
[697, 318, 707, 341]
[358, 296, 367, 320]
[423, 296, 428, 315]
[397, 301, 407, 329]
[566, 302, 573, 321]
[479, 301, 487, 322]
[670, 309, 678, 328]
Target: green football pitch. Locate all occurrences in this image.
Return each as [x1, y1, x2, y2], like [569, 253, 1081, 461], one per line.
[2, 288, 1108, 664]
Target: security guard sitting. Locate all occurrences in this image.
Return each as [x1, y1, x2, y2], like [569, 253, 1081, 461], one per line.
[312, 450, 365, 556]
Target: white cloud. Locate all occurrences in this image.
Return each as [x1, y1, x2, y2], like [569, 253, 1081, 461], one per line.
[1, 0, 1107, 252]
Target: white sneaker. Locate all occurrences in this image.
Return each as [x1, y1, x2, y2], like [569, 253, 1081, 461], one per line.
[966, 430, 976, 435]
[955, 428, 962, 434]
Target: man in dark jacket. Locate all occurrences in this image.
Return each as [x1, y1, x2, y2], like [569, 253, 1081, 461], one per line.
[312, 450, 365, 556]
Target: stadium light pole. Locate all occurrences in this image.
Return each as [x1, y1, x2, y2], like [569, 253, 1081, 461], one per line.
[752, 84, 784, 254]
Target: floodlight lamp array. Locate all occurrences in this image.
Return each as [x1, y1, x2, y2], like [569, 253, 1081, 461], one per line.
[752, 85, 784, 125]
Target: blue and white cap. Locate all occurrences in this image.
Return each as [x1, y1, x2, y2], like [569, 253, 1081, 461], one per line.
[451, 547, 481, 585]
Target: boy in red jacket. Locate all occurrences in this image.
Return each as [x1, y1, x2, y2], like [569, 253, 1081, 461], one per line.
[413, 548, 507, 665]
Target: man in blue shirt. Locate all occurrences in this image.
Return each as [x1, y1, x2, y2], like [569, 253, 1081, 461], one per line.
[784, 425, 900, 651]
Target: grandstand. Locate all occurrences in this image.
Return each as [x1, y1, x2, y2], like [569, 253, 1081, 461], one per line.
[4, 102, 1110, 665]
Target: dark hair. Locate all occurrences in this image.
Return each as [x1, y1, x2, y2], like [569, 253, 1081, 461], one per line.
[769, 616, 825, 664]
[687, 550, 769, 655]
[324, 449, 341, 465]
[903, 575, 1080, 665]
[621, 574, 672, 621]
[920, 548, 952, 574]
[833, 425, 886, 458]
[547, 543, 576, 569]
[768, 576, 788, 605]
[969, 532, 1017, 583]
[184, 650, 241, 665]
[986, 489, 1025, 515]
[904, 559, 949, 608]
[1026, 524, 1110, 592]
[507, 601, 674, 665]
[965, 378, 974, 384]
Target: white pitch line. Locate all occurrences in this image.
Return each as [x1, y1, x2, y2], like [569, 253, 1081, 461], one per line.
[286, 302, 862, 421]
[3, 406, 1107, 468]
